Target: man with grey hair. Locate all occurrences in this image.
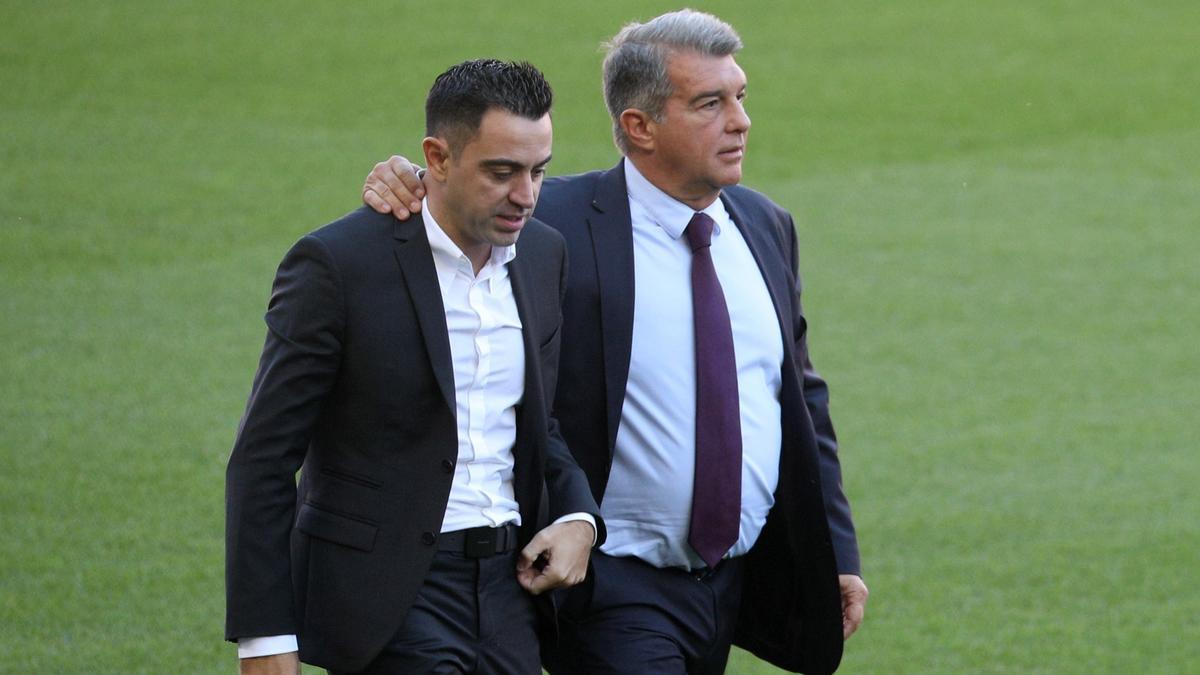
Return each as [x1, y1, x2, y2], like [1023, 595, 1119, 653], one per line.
[363, 9, 867, 674]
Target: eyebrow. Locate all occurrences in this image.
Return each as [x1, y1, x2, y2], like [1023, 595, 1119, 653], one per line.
[689, 90, 724, 105]
[480, 154, 553, 170]
[688, 86, 745, 106]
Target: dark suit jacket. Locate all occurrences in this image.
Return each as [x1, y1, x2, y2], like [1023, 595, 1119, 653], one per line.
[225, 206, 601, 672]
[534, 162, 860, 674]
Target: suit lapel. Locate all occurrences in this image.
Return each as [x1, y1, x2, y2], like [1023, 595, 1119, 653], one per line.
[392, 217, 456, 412]
[509, 251, 543, 418]
[721, 191, 794, 358]
[508, 254, 542, 517]
[587, 162, 637, 453]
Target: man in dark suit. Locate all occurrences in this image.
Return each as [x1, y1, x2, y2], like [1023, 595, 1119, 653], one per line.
[362, 10, 868, 674]
[226, 60, 602, 675]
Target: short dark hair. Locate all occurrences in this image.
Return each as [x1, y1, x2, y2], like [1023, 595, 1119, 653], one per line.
[425, 59, 553, 151]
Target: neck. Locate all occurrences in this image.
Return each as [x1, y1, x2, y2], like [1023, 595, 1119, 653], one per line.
[426, 191, 490, 274]
[626, 155, 720, 211]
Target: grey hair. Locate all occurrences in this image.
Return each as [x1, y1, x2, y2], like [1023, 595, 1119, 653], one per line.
[601, 9, 743, 154]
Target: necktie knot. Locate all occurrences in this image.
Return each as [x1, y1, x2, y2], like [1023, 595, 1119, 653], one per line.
[685, 212, 715, 251]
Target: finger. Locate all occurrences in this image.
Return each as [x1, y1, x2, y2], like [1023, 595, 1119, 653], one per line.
[364, 182, 410, 220]
[526, 569, 561, 595]
[842, 599, 865, 639]
[385, 155, 412, 176]
[393, 162, 426, 203]
[516, 566, 537, 592]
[517, 537, 546, 572]
[516, 567, 548, 594]
[362, 187, 394, 215]
[380, 157, 424, 211]
[377, 171, 421, 213]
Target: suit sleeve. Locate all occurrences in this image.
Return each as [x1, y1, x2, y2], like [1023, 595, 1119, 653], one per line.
[784, 216, 861, 576]
[539, 237, 606, 546]
[225, 234, 344, 641]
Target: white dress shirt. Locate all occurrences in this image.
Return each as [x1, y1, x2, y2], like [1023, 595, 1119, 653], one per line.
[238, 201, 592, 659]
[426, 201, 528, 532]
[599, 159, 784, 570]
[421, 203, 592, 538]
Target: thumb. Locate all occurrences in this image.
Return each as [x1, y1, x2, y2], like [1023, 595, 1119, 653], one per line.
[525, 571, 555, 596]
[517, 536, 545, 572]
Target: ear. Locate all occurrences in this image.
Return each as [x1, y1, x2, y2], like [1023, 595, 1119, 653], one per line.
[422, 137, 451, 182]
[619, 109, 656, 153]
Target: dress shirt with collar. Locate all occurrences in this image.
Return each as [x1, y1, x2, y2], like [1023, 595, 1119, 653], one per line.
[238, 201, 592, 659]
[599, 158, 785, 571]
[424, 199, 527, 532]
[421, 202, 594, 539]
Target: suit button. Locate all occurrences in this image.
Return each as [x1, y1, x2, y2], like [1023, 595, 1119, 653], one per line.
[421, 532, 436, 546]
[441, 459, 454, 474]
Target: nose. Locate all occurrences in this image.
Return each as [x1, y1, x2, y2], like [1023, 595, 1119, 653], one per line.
[509, 172, 535, 210]
[728, 98, 751, 134]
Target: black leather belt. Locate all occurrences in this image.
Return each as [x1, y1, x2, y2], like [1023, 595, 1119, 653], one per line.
[437, 524, 519, 558]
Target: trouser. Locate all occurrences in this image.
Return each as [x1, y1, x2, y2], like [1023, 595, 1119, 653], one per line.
[545, 551, 745, 675]
[334, 537, 540, 674]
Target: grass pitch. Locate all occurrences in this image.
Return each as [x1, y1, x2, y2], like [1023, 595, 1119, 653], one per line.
[2, 1, 1197, 672]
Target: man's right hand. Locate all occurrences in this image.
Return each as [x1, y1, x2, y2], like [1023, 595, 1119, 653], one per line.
[362, 155, 426, 219]
[240, 652, 300, 675]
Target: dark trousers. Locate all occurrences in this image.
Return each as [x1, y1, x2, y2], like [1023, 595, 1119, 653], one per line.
[333, 550, 540, 675]
[544, 552, 745, 675]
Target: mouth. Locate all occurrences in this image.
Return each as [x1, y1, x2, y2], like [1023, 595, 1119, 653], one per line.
[718, 146, 745, 161]
[495, 213, 528, 231]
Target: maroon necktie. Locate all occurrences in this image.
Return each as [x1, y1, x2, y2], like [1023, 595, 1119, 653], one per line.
[684, 212, 742, 569]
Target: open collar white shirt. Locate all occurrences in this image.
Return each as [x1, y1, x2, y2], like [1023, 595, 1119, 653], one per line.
[422, 200, 528, 533]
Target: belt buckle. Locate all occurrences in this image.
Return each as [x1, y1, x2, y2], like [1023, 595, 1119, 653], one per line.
[463, 526, 498, 558]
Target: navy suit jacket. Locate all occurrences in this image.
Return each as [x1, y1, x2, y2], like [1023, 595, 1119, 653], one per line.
[225, 207, 602, 672]
[534, 162, 859, 674]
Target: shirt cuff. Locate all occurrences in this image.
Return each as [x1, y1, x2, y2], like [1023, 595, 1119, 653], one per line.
[551, 512, 598, 546]
[237, 634, 298, 659]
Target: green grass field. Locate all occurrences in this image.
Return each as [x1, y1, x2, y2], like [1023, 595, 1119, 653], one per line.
[2, 1, 1197, 672]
